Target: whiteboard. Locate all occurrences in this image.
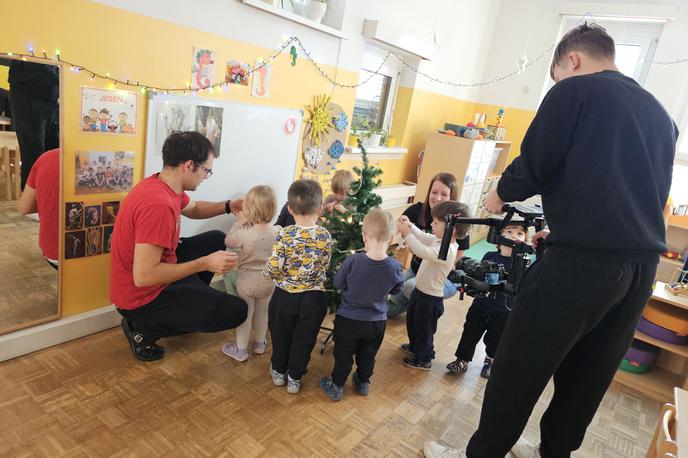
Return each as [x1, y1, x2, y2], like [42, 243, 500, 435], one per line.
[144, 92, 303, 237]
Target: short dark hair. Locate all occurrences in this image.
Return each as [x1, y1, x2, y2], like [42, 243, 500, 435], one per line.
[162, 131, 217, 167]
[550, 22, 616, 78]
[288, 179, 323, 216]
[432, 201, 471, 239]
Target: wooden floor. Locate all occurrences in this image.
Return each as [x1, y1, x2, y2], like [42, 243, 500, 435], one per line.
[0, 293, 659, 457]
[0, 200, 58, 334]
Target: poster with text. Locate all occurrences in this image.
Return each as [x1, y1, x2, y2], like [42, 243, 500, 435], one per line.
[191, 47, 216, 90]
[75, 151, 135, 195]
[80, 87, 137, 135]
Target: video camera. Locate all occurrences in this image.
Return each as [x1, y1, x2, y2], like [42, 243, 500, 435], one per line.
[438, 203, 546, 299]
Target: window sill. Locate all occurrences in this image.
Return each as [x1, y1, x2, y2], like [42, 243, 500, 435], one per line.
[342, 145, 408, 160]
[242, 0, 349, 40]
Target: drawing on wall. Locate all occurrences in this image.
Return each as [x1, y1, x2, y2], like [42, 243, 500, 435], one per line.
[251, 62, 271, 98]
[80, 87, 137, 134]
[191, 47, 216, 90]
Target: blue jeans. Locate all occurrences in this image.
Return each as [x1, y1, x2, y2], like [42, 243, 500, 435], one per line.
[386, 268, 457, 318]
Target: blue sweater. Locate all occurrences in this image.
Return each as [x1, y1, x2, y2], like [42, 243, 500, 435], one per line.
[334, 253, 404, 321]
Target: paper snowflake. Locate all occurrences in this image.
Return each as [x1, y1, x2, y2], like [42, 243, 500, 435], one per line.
[304, 146, 323, 168]
[328, 140, 344, 159]
[333, 112, 348, 132]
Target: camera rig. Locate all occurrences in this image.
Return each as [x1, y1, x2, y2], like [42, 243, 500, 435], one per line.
[438, 203, 546, 299]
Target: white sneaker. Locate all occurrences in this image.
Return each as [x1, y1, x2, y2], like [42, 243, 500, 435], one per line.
[510, 437, 541, 458]
[423, 441, 466, 458]
[270, 366, 286, 386]
[287, 375, 301, 394]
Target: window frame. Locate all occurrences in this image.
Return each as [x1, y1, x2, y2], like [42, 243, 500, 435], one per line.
[539, 17, 664, 102]
[353, 44, 401, 135]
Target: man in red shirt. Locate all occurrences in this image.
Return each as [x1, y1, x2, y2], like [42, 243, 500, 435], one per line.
[18, 147, 59, 268]
[110, 131, 247, 361]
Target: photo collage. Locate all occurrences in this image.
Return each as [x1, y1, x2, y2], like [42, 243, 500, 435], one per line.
[64, 201, 119, 260]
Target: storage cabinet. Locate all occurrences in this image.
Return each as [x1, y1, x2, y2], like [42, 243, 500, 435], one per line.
[657, 215, 688, 283]
[614, 283, 688, 402]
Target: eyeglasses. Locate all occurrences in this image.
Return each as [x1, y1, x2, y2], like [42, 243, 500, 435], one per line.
[194, 161, 213, 179]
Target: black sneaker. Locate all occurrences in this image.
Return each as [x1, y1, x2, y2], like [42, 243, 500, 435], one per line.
[400, 343, 415, 356]
[121, 319, 165, 361]
[319, 376, 343, 401]
[352, 372, 369, 396]
[403, 357, 431, 370]
[480, 357, 493, 379]
[446, 358, 469, 374]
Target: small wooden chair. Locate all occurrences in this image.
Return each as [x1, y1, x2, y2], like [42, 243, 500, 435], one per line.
[0, 146, 21, 200]
[646, 402, 678, 458]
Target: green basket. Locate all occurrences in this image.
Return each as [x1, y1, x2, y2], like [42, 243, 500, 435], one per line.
[619, 358, 651, 374]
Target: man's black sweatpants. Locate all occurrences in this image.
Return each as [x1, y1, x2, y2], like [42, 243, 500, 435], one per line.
[117, 230, 248, 344]
[465, 249, 656, 458]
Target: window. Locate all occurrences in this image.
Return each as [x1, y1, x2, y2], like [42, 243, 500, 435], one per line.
[352, 44, 400, 134]
[540, 18, 663, 100]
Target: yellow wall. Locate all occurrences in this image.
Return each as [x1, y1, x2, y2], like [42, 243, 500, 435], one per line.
[473, 103, 536, 163]
[5, 0, 536, 318]
[0, 66, 8, 90]
[4, 0, 364, 316]
[389, 89, 536, 183]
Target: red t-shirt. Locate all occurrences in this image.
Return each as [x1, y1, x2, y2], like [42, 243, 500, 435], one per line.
[27, 148, 59, 260]
[109, 174, 190, 310]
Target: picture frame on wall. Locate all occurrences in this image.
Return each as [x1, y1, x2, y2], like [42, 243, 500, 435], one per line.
[102, 201, 120, 225]
[75, 151, 135, 195]
[65, 231, 86, 259]
[80, 87, 137, 135]
[65, 202, 84, 231]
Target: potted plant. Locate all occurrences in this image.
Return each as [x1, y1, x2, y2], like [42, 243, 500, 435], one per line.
[304, 0, 327, 23]
[365, 127, 385, 148]
[348, 123, 360, 147]
[349, 115, 368, 147]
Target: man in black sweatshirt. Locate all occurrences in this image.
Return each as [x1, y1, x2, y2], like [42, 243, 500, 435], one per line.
[424, 23, 677, 458]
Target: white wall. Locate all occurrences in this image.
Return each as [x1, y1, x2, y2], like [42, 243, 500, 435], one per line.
[339, 0, 502, 101]
[475, 0, 688, 125]
[92, 0, 501, 102]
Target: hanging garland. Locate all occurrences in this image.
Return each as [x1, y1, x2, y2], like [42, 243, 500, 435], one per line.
[4, 28, 687, 95]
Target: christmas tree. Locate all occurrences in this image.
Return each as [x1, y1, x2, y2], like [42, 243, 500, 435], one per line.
[323, 140, 384, 312]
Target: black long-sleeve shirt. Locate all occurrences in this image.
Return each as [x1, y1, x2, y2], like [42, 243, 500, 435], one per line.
[498, 70, 677, 264]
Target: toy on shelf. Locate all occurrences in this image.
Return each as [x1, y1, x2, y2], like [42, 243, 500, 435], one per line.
[662, 251, 681, 260]
[665, 268, 688, 297]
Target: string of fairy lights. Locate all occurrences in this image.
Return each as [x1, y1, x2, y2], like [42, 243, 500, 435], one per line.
[1, 34, 686, 94]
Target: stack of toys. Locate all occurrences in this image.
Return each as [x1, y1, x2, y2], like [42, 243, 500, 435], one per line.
[619, 338, 661, 374]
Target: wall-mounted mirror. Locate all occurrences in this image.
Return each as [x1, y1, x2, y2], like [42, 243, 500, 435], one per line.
[0, 57, 61, 335]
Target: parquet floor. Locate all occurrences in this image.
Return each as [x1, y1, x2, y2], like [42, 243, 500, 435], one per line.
[0, 200, 58, 334]
[0, 293, 659, 457]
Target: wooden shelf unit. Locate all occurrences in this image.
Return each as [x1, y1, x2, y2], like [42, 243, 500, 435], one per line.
[614, 282, 688, 402]
[655, 216, 688, 283]
[615, 367, 681, 402]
